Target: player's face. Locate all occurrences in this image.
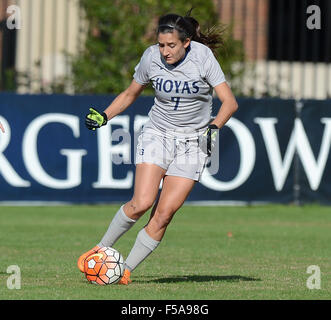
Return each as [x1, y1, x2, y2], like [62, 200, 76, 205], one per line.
[158, 31, 190, 65]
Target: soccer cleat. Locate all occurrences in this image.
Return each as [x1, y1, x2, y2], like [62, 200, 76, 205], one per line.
[118, 269, 132, 285]
[77, 245, 101, 273]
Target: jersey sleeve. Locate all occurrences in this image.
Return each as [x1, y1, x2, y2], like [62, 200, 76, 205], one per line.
[203, 49, 226, 87]
[133, 46, 152, 85]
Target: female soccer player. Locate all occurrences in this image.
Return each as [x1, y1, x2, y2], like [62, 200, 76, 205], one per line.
[79, 13, 238, 285]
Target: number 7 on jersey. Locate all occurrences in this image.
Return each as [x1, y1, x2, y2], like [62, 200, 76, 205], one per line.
[171, 97, 180, 110]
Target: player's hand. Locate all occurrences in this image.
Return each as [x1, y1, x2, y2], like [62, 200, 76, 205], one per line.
[85, 108, 108, 130]
[199, 124, 219, 156]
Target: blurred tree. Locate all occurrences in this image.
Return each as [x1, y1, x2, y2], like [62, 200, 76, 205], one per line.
[70, 0, 245, 95]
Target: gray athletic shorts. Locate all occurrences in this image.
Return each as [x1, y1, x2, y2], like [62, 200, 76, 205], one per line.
[135, 121, 209, 181]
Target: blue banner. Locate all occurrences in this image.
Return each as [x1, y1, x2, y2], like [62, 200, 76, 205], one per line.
[0, 93, 330, 204]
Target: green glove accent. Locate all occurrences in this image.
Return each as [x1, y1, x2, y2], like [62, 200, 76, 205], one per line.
[85, 107, 107, 130]
[200, 124, 219, 156]
[203, 125, 218, 139]
[87, 108, 107, 126]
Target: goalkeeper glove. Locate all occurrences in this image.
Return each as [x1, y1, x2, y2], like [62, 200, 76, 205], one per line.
[85, 107, 108, 130]
[199, 124, 219, 156]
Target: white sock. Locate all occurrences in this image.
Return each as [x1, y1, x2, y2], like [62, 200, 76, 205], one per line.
[124, 228, 160, 272]
[98, 205, 136, 248]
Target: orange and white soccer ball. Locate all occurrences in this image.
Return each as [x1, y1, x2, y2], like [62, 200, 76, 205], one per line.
[84, 247, 124, 285]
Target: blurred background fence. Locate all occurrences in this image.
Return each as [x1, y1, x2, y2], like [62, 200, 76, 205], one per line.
[1, 0, 331, 99]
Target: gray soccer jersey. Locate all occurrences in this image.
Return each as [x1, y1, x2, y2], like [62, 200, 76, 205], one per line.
[133, 41, 226, 133]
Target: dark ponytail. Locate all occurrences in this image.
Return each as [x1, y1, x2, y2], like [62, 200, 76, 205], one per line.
[184, 17, 225, 55]
[157, 11, 224, 55]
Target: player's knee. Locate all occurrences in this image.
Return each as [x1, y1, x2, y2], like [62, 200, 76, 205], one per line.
[129, 197, 154, 217]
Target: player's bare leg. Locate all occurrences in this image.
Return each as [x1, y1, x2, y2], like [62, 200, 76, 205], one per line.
[120, 176, 195, 284]
[99, 163, 166, 247]
[145, 175, 196, 241]
[123, 163, 166, 220]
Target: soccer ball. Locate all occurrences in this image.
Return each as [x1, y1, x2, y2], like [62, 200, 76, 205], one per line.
[84, 247, 124, 285]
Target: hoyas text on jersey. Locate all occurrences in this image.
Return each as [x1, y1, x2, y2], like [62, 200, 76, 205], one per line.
[153, 78, 200, 94]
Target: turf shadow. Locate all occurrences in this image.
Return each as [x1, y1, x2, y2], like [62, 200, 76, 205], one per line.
[138, 275, 261, 284]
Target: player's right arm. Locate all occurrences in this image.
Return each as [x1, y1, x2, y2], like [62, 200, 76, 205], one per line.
[103, 79, 146, 121]
[85, 79, 146, 130]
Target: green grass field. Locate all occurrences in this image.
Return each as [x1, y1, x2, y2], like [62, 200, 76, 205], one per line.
[0, 204, 330, 300]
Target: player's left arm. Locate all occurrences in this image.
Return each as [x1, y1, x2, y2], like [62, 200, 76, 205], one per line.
[199, 82, 238, 156]
[210, 82, 238, 129]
